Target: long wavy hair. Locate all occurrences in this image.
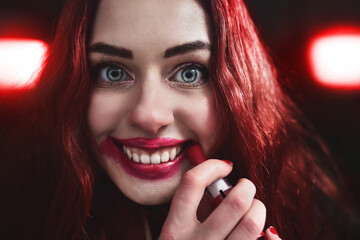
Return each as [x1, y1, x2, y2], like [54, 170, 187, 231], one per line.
[0, 0, 355, 239]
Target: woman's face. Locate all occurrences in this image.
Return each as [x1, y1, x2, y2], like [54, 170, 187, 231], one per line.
[88, 0, 218, 205]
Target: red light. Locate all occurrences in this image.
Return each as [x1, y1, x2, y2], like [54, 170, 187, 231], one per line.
[0, 38, 48, 89]
[309, 27, 360, 89]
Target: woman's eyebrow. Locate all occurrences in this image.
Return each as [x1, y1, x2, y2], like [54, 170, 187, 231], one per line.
[164, 40, 211, 58]
[87, 42, 133, 59]
[87, 41, 210, 59]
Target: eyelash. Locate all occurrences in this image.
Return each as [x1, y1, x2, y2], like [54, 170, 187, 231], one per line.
[90, 61, 209, 88]
[91, 62, 134, 88]
[168, 63, 209, 88]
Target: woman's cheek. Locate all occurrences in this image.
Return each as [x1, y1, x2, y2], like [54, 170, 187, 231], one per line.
[179, 90, 219, 154]
[87, 91, 128, 139]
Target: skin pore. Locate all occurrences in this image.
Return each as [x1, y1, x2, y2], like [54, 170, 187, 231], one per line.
[87, 0, 219, 205]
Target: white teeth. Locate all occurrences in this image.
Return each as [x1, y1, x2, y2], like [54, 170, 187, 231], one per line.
[140, 154, 150, 164]
[170, 148, 176, 160]
[133, 153, 140, 163]
[126, 148, 131, 160]
[151, 154, 161, 164]
[161, 151, 170, 163]
[121, 144, 183, 164]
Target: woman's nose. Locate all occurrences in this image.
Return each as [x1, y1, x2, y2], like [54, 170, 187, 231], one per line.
[126, 82, 174, 135]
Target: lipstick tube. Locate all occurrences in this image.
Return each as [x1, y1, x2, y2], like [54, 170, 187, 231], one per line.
[207, 178, 233, 206]
[187, 144, 265, 238]
[187, 144, 233, 206]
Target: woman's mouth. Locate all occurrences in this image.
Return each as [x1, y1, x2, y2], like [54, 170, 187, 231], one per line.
[121, 145, 182, 164]
[99, 137, 190, 180]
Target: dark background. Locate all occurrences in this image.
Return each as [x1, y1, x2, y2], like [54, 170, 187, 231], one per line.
[245, 0, 360, 197]
[0, 0, 359, 197]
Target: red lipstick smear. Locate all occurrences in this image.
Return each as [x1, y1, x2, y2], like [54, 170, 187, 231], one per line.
[99, 137, 187, 180]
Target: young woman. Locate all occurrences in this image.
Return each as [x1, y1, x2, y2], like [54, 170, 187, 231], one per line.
[0, 0, 357, 239]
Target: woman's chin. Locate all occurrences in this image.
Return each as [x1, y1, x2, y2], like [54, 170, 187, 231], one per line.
[131, 194, 173, 206]
[121, 185, 176, 206]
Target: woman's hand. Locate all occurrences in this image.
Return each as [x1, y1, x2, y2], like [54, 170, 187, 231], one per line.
[264, 226, 282, 240]
[159, 159, 268, 240]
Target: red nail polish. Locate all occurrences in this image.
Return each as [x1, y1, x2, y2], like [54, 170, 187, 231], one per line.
[269, 226, 278, 235]
[223, 160, 232, 165]
[257, 232, 265, 239]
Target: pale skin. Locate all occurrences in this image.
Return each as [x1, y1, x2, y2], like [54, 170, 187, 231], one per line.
[87, 0, 281, 239]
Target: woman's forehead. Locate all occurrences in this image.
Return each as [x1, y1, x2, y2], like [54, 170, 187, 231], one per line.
[89, 0, 212, 55]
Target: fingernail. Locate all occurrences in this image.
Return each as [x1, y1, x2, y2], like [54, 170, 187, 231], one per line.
[269, 226, 278, 235]
[258, 231, 265, 237]
[222, 160, 232, 165]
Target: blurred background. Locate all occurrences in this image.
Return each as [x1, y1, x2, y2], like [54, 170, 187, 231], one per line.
[245, 0, 360, 202]
[0, 0, 359, 198]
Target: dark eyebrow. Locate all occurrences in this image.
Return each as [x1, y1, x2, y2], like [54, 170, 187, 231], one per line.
[164, 40, 211, 58]
[88, 42, 133, 59]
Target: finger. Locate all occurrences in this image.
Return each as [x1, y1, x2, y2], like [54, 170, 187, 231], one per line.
[227, 199, 266, 240]
[265, 226, 281, 240]
[201, 178, 257, 239]
[166, 159, 233, 224]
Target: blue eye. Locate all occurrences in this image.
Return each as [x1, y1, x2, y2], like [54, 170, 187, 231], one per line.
[172, 65, 208, 85]
[92, 63, 135, 88]
[181, 68, 198, 83]
[106, 67, 123, 81]
[100, 65, 129, 82]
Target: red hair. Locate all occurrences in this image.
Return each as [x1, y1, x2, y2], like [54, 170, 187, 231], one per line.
[207, 0, 356, 238]
[0, 0, 355, 239]
[1, 0, 98, 239]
